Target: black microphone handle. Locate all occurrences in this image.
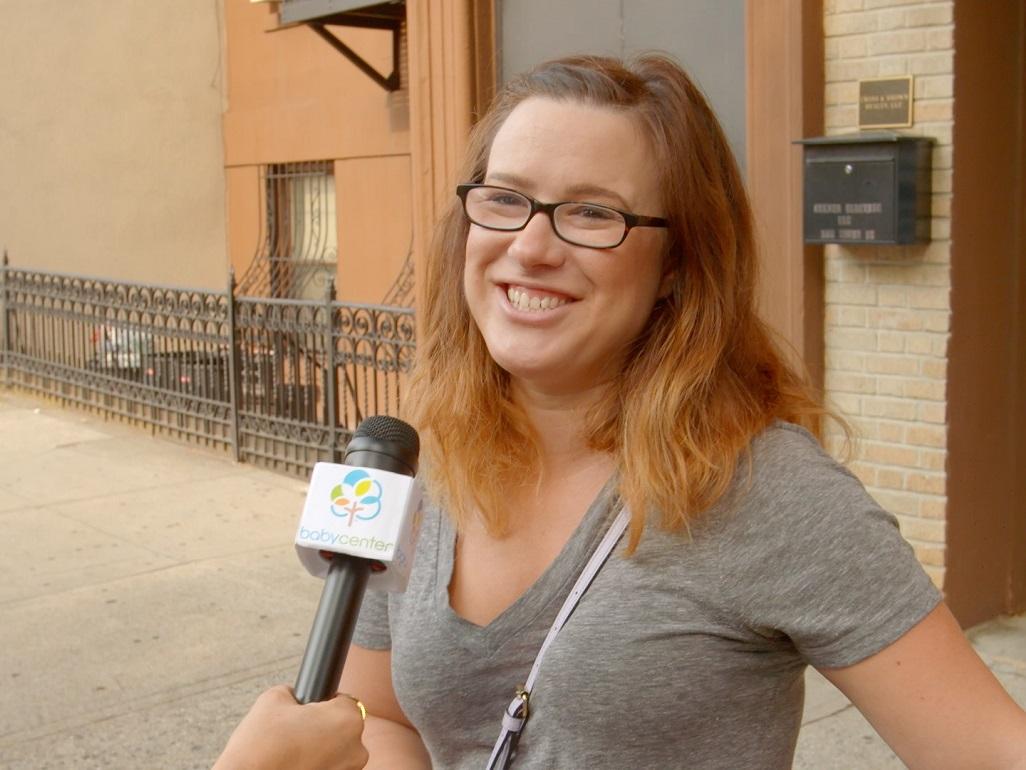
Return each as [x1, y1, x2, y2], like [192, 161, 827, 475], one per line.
[294, 553, 371, 704]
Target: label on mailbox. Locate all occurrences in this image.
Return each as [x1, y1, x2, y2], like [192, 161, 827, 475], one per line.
[804, 159, 895, 244]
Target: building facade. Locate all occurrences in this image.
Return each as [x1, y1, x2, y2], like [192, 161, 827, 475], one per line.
[2, 0, 1022, 626]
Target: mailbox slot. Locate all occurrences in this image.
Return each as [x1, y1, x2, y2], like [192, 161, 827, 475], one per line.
[796, 133, 933, 245]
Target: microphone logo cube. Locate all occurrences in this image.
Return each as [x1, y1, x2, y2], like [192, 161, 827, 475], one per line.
[295, 462, 423, 592]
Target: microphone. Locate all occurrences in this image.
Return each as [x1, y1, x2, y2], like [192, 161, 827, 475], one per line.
[293, 415, 422, 704]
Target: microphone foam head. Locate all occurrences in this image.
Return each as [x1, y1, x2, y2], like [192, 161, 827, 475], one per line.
[347, 416, 420, 476]
[353, 415, 420, 456]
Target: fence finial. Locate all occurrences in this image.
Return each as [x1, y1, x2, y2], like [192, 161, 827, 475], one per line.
[2, 248, 8, 268]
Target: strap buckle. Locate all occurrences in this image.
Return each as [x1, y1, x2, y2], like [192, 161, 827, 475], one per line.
[513, 684, 530, 719]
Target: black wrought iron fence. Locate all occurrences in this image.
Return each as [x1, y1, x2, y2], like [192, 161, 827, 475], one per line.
[0, 253, 415, 478]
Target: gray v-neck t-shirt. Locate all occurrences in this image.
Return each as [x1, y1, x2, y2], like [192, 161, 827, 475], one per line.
[352, 423, 941, 768]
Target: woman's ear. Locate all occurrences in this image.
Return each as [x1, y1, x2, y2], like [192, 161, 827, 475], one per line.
[657, 262, 677, 300]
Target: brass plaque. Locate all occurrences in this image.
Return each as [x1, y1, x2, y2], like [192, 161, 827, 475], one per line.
[858, 76, 913, 129]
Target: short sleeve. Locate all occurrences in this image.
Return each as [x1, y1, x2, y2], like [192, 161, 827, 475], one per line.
[351, 588, 393, 650]
[722, 424, 942, 669]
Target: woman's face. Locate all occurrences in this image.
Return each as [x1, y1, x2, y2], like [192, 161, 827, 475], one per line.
[463, 97, 670, 398]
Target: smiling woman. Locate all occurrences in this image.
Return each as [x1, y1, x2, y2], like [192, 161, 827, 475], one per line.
[216, 53, 1026, 770]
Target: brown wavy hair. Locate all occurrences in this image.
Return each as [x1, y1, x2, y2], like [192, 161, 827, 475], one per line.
[406, 53, 828, 550]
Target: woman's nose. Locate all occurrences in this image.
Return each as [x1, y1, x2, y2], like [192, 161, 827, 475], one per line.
[507, 211, 566, 268]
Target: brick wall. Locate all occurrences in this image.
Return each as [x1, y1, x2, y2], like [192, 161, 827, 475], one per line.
[822, 0, 954, 587]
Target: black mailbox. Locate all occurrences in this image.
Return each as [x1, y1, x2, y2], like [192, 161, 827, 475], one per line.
[795, 132, 933, 245]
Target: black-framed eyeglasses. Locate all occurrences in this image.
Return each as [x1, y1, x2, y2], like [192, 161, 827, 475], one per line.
[456, 183, 669, 249]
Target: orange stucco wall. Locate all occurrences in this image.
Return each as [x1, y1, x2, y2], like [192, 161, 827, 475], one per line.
[223, 0, 413, 304]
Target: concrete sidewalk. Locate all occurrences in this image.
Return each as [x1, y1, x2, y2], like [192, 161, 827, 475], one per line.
[0, 390, 1023, 769]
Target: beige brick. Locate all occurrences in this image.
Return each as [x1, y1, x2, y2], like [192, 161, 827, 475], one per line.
[907, 424, 946, 448]
[922, 358, 947, 380]
[930, 217, 951, 240]
[830, 392, 863, 415]
[920, 265, 950, 287]
[917, 400, 947, 424]
[864, 0, 925, 9]
[906, 471, 945, 495]
[922, 311, 950, 332]
[878, 421, 905, 443]
[873, 489, 922, 516]
[826, 305, 869, 327]
[915, 98, 953, 123]
[896, 514, 946, 543]
[916, 74, 953, 99]
[849, 461, 876, 486]
[876, 377, 905, 397]
[864, 441, 919, 467]
[878, 56, 912, 76]
[876, 8, 907, 31]
[866, 354, 920, 377]
[877, 286, 908, 307]
[868, 308, 923, 331]
[833, 35, 865, 58]
[919, 449, 947, 472]
[826, 104, 859, 129]
[878, 331, 905, 353]
[919, 240, 952, 265]
[825, 11, 878, 36]
[867, 29, 926, 56]
[919, 496, 947, 518]
[932, 145, 953, 169]
[932, 169, 953, 193]
[863, 396, 919, 420]
[877, 467, 905, 490]
[827, 0, 866, 12]
[905, 334, 936, 355]
[826, 58, 881, 82]
[826, 350, 867, 372]
[914, 543, 946, 567]
[828, 327, 877, 350]
[924, 565, 945, 589]
[826, 371, 878, 394]
[826, 283, 878, 305]
[927, 26, 954, 50]
[906, 5, 953, 28]
[908, 51, 954, 76]
[907, 288, 949, 313]
[865, 264, 918, 285]
[904, 378, 945, 401]
[930, 195, 951, 217]
[825, 80, 859, 106]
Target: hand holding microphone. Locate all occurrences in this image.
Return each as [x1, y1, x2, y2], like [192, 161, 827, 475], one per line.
[212, 685, 368, 770]
[214, 416, 422, 769]
[293, 416, 422, 704]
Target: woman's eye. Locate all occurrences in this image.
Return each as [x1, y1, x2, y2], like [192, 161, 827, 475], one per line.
[566, 204, 618, 221]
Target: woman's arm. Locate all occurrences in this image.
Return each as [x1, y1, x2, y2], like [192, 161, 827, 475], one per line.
[819, 602, 1026, 769]
[339, 644, 432, 770]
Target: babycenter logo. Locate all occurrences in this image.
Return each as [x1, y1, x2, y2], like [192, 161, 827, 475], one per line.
[330, 469, 384, 526]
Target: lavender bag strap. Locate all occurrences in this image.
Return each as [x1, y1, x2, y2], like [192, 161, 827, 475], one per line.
[485, 507, 631, 770]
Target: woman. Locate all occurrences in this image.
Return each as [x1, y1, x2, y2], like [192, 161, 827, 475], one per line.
[218, 54, 1026, 769]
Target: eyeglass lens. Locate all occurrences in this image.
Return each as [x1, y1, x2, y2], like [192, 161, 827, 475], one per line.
[463, 186, 627, 248]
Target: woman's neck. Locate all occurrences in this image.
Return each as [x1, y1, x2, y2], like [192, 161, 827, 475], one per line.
[511, 379, 611, 471]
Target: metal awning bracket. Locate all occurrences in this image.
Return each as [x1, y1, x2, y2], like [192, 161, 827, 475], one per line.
[309, 21, 401, 92]
[276, 1, 405, 92]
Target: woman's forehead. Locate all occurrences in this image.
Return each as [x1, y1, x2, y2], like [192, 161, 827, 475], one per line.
[484, 97, 663, 212]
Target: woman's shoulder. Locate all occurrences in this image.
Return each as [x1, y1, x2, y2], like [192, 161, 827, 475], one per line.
[706, 421, 880, 539]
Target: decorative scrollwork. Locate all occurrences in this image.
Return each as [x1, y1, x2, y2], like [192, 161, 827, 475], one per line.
[4, 267, 415, 480]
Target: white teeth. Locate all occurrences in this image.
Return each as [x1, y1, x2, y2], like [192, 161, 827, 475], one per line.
[506, 287, 569, 312]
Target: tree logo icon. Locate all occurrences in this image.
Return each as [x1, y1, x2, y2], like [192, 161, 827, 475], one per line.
[329, 470, 383, 526]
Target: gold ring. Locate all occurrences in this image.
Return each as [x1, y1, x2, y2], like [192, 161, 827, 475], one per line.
[339, 692, 367, 721]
